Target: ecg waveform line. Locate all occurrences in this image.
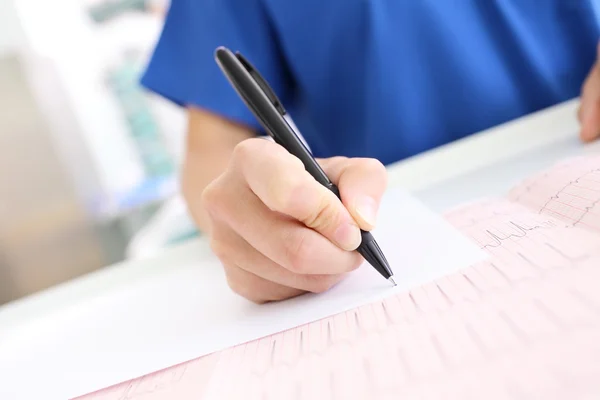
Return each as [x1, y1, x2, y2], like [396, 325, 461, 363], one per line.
[507, 155, 600, 233]
[197, 156, 600, 400]
[78, 155, 600, 400]
[197, 206, 600, 399]
[74, 353, 220, 400]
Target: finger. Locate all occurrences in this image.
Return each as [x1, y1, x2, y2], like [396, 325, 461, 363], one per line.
[222, 262, 305, 303]
[580, 71, 600, 141]
[202, 165, 363, 275]
[318, 157, 388, 230]
[581, 99, 600, 143]
[580, 75, 600, 142]
[233, 138, 362, 251]
[210, 223, 353, 293]
[579, 44, 600, 142]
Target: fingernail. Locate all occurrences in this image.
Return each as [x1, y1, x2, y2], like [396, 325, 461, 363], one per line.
[355, 196, 378, 228]
[334, 222, 362, 251]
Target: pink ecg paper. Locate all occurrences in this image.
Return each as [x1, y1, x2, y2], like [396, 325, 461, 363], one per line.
[78, 155, 600, 400]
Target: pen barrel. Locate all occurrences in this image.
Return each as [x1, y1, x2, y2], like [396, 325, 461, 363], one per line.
[328, 182, 392, 278]
[327, 183, 341, 199]
[273, 133, 331, 187]
[215, 46, 392, 281]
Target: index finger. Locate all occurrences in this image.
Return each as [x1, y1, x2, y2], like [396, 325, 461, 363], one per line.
[233, 138, 362, 252]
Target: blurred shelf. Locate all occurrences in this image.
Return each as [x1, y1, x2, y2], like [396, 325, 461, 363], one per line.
[91, 174, 178, 221]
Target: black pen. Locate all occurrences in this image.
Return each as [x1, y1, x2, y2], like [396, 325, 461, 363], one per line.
[214, 46, 395, 286]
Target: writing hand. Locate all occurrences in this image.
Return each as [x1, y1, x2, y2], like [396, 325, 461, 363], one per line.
[201, 138, 387, 303]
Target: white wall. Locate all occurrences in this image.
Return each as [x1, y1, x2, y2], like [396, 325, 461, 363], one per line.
[2, 0, 185, 218]
[0, 0, 25, 56]
[0, 54, 108, 304]
[10, 0, 158, 216]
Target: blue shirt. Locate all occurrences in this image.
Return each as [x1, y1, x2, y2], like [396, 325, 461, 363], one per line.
[142, 0, 600, 165]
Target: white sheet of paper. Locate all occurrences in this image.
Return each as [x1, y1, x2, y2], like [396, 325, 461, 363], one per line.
[0, 189, 486, 400]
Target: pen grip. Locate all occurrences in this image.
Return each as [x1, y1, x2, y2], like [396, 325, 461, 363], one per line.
[327, 175, 391, 278]
[327, 183, 341, 199]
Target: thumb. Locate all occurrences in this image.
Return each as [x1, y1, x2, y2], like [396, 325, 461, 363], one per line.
[319, 157, 388, 231]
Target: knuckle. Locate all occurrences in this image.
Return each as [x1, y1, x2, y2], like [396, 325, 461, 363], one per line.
[360, 158, 387, 177]
[306, 275, 339, 293]
[268, 170, 310, 215]
[267, 173, 302, 212]
[318, 156, 348, 171]
[226, 276, 246, 298]
[232, 138, 262, 164]
[328, 156, 349, 164]
[355, 158, 388, 191]
[303, 194, 340, 232]
[209, 238, 230, 261]
[274, 146, 307, 170]
[283, 230, 313, 273]
[265, 288, 295, 303]
[224, 268, 250, 297]
[200, 180, 222, 214]
[226, 274, 268, 304]
[249, 297, 269, 305]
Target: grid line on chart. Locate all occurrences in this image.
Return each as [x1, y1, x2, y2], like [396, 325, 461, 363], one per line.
[200, 207, 600, 399]
[77, 155, 600, 400]
[506, 157, 600, 232]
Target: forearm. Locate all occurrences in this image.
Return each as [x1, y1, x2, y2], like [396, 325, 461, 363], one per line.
[181, 107, 254, 234]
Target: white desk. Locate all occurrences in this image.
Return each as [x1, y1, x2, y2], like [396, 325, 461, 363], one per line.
[394, 98, 600, 209]
[1, 98, 600, 394]
[1, 98, 598, 330]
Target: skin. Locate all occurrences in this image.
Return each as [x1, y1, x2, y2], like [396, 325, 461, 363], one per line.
[183, 49, 600, 304]
[578, 43, 600, 143]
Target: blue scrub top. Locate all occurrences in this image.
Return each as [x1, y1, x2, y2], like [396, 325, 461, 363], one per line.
[142, 0, 600, 165]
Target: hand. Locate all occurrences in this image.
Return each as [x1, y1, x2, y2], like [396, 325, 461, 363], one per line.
[201, 138, 387, 303]
[578, 42, 600, 142]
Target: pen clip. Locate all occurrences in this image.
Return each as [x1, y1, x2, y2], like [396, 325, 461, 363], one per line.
[236, 52, 286, 115]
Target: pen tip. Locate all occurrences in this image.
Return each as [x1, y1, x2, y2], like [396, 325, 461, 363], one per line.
[388, 276, 397, 286]
[357, 236, 394, 281]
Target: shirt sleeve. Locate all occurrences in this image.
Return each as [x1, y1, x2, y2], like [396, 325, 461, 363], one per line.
[140, 0, 292, 131]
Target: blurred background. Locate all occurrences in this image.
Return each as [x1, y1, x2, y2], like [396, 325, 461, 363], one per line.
[0, 0, 197, 305]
